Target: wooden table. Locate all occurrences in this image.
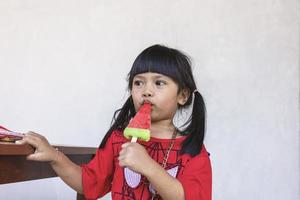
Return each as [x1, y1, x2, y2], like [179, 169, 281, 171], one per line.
[0, 142, 97, 200]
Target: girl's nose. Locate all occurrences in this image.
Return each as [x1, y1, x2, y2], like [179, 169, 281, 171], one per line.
[142, 86, 153, 97]
[143, 92, 152, 97]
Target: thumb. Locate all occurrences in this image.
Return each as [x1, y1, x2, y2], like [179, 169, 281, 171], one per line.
[26, 152, 41, 161]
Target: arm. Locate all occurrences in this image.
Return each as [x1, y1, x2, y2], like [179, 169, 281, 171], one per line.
[144, 159, 185, 200]
[17, 132, 83, 193]
[50, 149, 83, 193]
[119, 142, 185, 200]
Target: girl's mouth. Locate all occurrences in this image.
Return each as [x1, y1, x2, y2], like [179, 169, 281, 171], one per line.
[142, 100, 153, 105]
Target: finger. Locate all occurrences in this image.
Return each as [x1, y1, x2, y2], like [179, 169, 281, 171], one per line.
[119, 160, 125, 167]
[20, 133, 41, 147]
[26, 152, 43, 161]
[23, 133, 39, 142]
[118, 158, 127, 167]
[119, 147, 127, 156]
[118, 153, 126, 161]
[26, 131, 44, 139]
[121, 142, 130, 148]
[26, 153, 38, 161]
[118, 153, 130, 165]
[118, 155, 122, 161]
[25, 132, 49, 144]
[15, 134, 34, 145]
[15, 139, 25, 145]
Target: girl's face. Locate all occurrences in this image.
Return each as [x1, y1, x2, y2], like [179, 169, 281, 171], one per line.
[131, 72, 188, 123]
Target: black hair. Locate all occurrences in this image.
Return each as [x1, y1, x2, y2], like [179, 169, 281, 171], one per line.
[99, 44, 206, 157]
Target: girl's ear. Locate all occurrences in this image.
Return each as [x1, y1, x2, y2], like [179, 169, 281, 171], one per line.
[177, 89, 190, 106]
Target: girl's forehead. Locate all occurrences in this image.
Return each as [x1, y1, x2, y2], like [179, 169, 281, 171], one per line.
[133, 72, 169, 79]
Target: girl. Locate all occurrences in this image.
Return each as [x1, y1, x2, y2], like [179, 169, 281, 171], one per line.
[18, 44, 212, 200]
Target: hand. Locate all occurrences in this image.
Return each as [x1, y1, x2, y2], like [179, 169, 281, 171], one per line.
[118, 142, 155, 175]
[16, 131, 57, 162]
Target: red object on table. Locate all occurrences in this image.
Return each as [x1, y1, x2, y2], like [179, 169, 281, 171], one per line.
[0, 125, 24, 142]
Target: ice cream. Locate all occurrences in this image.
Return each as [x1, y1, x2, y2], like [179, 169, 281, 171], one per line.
[124, 102, 151, 142]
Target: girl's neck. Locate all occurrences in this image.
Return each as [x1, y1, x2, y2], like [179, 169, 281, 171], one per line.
[150, 121, 177, 139]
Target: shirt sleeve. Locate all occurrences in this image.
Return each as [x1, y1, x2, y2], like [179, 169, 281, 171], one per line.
[81, 133, 115, 200]
[178, 147, 212, 200]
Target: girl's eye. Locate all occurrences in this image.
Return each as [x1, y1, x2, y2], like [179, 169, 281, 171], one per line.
[133, 80, 143, 86]
[155, 80, 166, 86]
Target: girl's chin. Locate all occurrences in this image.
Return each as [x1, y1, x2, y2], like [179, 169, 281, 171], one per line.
[150, 116, 167, 123]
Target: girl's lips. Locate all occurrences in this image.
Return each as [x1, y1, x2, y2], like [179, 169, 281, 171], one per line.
[142, 100, 153, 105]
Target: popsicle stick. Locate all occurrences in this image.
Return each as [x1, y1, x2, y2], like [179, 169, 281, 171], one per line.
[131, 136, 137, 143]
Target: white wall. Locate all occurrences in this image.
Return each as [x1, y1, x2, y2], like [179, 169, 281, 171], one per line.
[0, 1, 299, 199]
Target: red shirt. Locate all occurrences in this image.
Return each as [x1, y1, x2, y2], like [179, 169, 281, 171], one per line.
[82, 130, 212, 200]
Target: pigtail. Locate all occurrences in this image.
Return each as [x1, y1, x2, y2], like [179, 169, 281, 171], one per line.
[99, 96, 135, 148]
[181, 90, 206, 156]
